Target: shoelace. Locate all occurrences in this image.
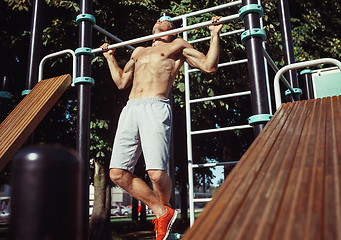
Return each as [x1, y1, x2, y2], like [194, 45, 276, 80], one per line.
[152, 218, 159, 233]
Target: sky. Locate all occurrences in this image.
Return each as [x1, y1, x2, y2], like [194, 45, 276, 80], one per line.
[211, 166, 225, 187]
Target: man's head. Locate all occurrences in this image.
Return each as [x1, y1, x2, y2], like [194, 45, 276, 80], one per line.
[152, 13, 177, 42]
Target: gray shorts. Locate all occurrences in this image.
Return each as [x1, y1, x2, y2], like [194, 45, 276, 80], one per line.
[109, 97, 172, 172]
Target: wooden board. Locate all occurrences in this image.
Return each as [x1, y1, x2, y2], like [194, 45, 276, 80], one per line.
[0, 74, 72, 170]
[182, 95, 341, 240]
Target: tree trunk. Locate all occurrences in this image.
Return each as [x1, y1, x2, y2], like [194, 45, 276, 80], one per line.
[89, 161, 111, 240]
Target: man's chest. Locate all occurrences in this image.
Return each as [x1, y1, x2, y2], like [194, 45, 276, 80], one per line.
[134, 47, 167, 63]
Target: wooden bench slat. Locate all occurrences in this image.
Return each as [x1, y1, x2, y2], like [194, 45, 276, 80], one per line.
[0, 74, 72, 170]
[234, 100, 316, 240]
[0, 79, 61, 144]
[271, 99, 323, 240]
[324, 96, 341, 240]
[293, 99, 324, 240]
[182, 96, 341, 240]
[0, 78, 60, 143]
[0, 79, 54, 138]
[187, 102, 300, 240]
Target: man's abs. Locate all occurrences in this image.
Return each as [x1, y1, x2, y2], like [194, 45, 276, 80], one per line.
[129, 76, 173, 99]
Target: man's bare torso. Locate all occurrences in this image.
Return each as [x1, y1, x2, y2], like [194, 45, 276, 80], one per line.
[128, 39, 186, 99]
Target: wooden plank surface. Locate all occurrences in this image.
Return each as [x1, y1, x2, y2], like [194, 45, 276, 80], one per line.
[0, 74, 72, 170]
[182, 96, 341, 240]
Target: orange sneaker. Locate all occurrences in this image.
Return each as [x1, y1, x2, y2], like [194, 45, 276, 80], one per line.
[153, 206, 178, 240]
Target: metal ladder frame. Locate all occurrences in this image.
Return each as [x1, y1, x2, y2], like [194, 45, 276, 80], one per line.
[179, 1, 272, 226]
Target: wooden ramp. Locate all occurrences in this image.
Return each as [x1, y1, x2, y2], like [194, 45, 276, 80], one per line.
[0, 74, 72, 170]
[183, 95, 341, 240]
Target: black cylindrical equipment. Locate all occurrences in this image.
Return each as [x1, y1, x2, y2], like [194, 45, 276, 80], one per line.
[241, 0, 271, 137]
[10, 145, 80, 240]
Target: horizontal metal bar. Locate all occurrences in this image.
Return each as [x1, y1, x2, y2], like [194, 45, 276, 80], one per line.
[311, 66, 339, 74]
[93, 25, 135, 51]
[192, 161, 239, 168]
[218, 59, 248, 68]
[191, 124, 252, 135]
[193, 198, 212, 203]
[188, 59, 248, 73]
[189, 29, 245, 44]
[172, 1, 242, 21]
[189, 91, 251, 104]
[92, 14, 240, 54]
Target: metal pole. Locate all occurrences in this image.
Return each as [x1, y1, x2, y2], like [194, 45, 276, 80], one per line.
[76, 0, 92, 238]
[278, 0, 299, 101]
[0, 76, 11, 122]
[242, 0, 271, 136]
[23, 0, 44, 145]
[182, 16, 196, 226]
[300, 70, 314, 100]
[26, 0, 44, 90]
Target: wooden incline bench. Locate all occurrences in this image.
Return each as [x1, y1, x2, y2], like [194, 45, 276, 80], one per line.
[183, 95, 341, 240]
[0, 74, 72, 170]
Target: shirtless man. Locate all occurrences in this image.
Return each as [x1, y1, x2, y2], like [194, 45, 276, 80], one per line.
[101, 15, 222, 240]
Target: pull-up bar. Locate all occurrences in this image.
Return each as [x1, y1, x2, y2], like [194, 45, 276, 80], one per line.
[91, 14, 240, 54]
[93, 24, 135, 51]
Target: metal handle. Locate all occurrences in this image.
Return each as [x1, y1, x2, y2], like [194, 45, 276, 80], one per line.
[274, 58, 341, 109]
[38, 49, 76, 85]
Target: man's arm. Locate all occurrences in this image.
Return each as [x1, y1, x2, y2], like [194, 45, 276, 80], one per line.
[101, 43, 136, 89]
[182, 16, 223, 73]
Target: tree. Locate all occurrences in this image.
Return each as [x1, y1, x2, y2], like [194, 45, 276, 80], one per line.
[1, 0, 340, 237]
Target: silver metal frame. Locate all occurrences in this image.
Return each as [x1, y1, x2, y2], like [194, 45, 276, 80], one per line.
[38, 49, 76, 85]
[274, 58, 341, 109]
[177, 1, 256, 226]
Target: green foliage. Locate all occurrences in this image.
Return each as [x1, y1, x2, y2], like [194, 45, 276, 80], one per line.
[90, 119, 112, 163]
[4, 0, 31, 11]
[262, 0, 341, 66]
[1, 0, 340, 189]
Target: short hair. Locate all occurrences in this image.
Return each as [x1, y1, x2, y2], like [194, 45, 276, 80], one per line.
[159, 13, 177, 41]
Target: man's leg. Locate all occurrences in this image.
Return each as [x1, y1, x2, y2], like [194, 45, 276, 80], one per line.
[147, 170, 177, 240]
[109, 168, 167, 218]
[148, 170, 172, 206]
